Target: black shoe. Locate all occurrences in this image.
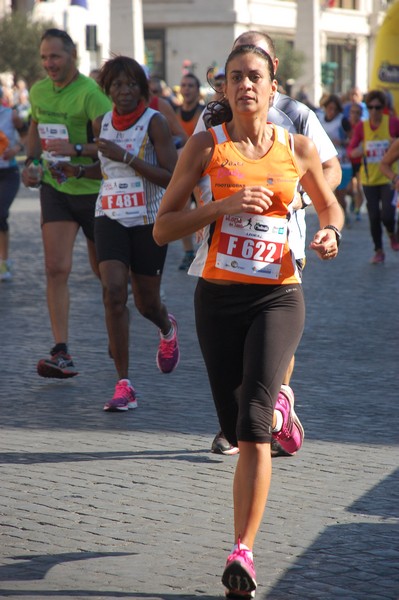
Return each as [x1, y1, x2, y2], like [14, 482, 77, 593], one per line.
[178, 251, 195, 271]
[271, 438, 292, 458]
[211, 431, 239, 455]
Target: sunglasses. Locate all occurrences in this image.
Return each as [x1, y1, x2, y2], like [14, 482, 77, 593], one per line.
[367, 104, 383, 110]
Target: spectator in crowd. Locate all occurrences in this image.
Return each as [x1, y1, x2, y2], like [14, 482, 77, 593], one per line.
[148, 76, 188, 149]
[346, 102, 365, 220]
[0, 86, 25, 281]
[175, 73, 205, 271]
[348, 89, 399, 263]
[149, 76, 182, 109]
[343, 86, 368, 121]
[209, 68, 225, 102]
[318, 94, 352, 225]
[12, 79, 30, 126]
[380, 136, 399, 188]
[89, 68, 101, 83]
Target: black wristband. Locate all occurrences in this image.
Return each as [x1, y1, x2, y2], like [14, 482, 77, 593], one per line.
[323, 225, 342, 247]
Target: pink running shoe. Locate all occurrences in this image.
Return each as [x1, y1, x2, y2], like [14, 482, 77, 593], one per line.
[156, 314, 180, 374]
[370, 250, 385, 264]
[390, 235, 399, 251]
[103, 380, 137, 412]
[222, 540, 257, 598]
[272, 384, 304, 455]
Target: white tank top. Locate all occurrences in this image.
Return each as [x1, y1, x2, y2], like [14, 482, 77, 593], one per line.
[95, 107, 164, 227]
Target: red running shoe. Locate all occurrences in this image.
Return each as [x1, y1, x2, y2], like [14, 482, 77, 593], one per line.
[37, 348, 78, 379]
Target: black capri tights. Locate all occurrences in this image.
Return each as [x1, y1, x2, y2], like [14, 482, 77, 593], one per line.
[0, 167, 20, 232]
[363, 184, 396, 251]
[194, 279, 305, 447]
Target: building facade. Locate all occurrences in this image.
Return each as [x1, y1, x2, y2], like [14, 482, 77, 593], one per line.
[0, 0, 395, 105]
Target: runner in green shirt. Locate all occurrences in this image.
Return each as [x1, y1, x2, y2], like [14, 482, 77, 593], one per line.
[21, 28, 111, 379]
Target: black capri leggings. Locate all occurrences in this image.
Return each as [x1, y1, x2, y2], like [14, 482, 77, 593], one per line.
[194, 279, 305, 447]
[0, 167, 20, 232]
[362, 184, 396, 251]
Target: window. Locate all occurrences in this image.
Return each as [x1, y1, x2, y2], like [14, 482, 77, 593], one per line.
[322, 1, 358, 8]
[326, 43, 356, 94]
[144, 29, 165, 80]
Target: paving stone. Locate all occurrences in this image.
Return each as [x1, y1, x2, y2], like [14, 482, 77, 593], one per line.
[0, 191, 398, 600]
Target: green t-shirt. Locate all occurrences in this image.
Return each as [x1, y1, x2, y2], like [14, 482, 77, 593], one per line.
[30, 73, 112, 195]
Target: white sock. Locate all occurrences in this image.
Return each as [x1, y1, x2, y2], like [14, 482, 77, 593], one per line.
[161, 324, 174, 340]
[232, 542, 253, 559]
[272, 410, 283, 432]
[119, 378, 131, 386]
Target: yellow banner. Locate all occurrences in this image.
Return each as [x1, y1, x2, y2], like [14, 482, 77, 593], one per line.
[370, 1, 399, 114]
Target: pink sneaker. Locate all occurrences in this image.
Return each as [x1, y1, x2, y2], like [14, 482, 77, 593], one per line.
[390, 236, 399, 251]
[222, 540, 257, 598]
[370, 250, 385, 264]
[156, 314, 180, 373]
[272, 384, 304, 455]
[103, 380, 137, 411]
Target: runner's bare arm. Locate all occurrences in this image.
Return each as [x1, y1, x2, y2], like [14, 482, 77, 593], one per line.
[154, 132, 273, 246]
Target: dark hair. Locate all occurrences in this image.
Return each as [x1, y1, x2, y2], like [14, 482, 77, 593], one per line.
[349, 102, 363, 115]
[365, 89, 386, 108]
[40, 28, 76, 52]
[233, 30, 276, 61]
[322, 94, 343, 113]
[206, 45, 275, 126]
[98, 55, 149, 101]
[206, 67, 224, 94]
[181, 72, 201, 89]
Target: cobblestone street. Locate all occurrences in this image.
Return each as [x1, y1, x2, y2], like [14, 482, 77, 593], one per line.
[0, 188, 398, 600]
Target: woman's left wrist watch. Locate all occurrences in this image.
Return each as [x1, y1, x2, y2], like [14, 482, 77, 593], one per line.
[323, 225, 342, 247]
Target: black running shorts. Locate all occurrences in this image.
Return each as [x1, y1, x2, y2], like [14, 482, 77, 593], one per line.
[94, 216, 168, 276]
[40, 182, 96, 241]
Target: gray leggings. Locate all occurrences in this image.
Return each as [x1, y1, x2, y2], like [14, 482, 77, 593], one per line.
[194, 279, 305, 446]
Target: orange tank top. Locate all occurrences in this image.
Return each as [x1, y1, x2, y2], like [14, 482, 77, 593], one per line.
[193, 123, 303, 285]
[176, 104, 203, 137]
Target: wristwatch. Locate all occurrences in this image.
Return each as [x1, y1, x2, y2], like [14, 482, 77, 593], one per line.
[74, 143, 83, 157]
[323, 225, 342, 247]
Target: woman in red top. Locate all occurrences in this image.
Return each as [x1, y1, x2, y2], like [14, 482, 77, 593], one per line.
[347, 102, 365, 219]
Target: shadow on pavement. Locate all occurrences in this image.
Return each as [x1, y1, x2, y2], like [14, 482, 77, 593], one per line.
[264, 469, 399, 600]
[0, 449, 222, 466]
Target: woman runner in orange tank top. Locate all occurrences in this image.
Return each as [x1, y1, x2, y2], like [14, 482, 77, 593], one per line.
[154, 45, 343, 599]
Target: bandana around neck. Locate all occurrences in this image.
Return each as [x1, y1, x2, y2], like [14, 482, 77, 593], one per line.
[112, 100, 146, 131]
